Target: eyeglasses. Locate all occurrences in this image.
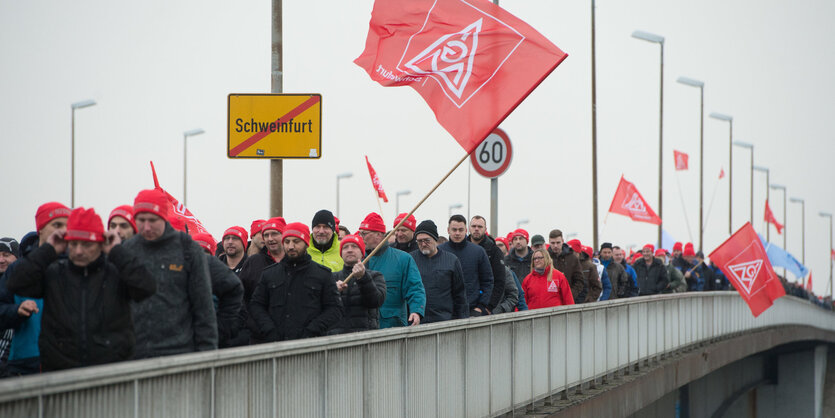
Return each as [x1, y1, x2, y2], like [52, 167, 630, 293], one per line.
[532, 256, 545, 261]
[416, 238, 433, 245]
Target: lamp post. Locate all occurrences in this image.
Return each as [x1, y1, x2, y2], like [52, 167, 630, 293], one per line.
[709, 112, 733, 234]
[336, 172, 353, 217]
[182, 129, 205, 207]
[516, 218, 529, 228]
[448, 203, 463, 218]
[395, 190, 411, 215]
[71, 99, 97, 207]
[790, 197, 805, 264]
[677, 77, 704, 250]
[732, 141, 754, 224]
[770, 183, 787, 278]
[819, 212, 833, 297]
[752, 165, 770, 241]
[632, 30, 665, 247]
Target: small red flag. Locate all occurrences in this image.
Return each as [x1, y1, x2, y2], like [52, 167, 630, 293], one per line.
[150, 162, 210, 236]
[719, 167, 725, 179]
[673, 150, 689, 170]
[709, 222, 786, 317]
[354, 0, 568, 153]
[607, 175, 662, 225]
[831, 249, 835, 261]
[806, 271, 813, 291]
[764, 200, 784, 235]
[365, 156, 388, 203]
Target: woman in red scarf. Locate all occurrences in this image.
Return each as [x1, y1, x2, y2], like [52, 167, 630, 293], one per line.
[522, 248, 575, 309]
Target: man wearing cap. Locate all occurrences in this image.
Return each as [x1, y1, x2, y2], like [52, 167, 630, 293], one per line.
[569, 240, 601, 303]
[192, 233, 245, 347]
[531, 235, 546, 251]
[108, 205, 136, 241]
[0, 238, 18, 276]
[671, 242, 683, 262]
[409, 220, 468, 323]
[632, 244, 669, 296]
[328, 234, 386, 334]
[122, 189, 217, 358]
[239, 217, 285, 304]
[439, 215, 493, 317]
[549, 230, 587, 303]
[680, 243, 714, 291]
[7, 208, 155, 371]
[307, 209, 343, 272]
[599, 243, 630, 299]
[250, 223, 342, 341]
[505, 228, 533, 283]
[468, 215, 506, 314]
[392, 213, 418, 253]
[0, 237, 19, 376]
[247, 220, 266, 257]
[358, 212, 426, 328]
[612, 246, 639, 297]
[219, 226, 248, 274]
[656, 248, 687, 293]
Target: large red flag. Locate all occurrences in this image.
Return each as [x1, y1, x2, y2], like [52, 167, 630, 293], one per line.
[764, 200, 784, 234]
[607, 176, 662, 225]
[150, 162, 210, 236]
[354, 0, 568, 153]
[709, 222, 786, 317]
[673, 150, 689, 170]
[365, 156, 389, 202]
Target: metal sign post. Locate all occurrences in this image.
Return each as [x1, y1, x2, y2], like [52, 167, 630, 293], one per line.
[471, 128, 513, 235]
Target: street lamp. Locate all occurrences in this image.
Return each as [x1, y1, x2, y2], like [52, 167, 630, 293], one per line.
[517, 218, 529, 228]
[632, 30, 665, 247]
[448, 203, 463, 218]
[789, 197, 805, 264]
[335, 172, 353, 217]
[732, 141, 754, 224]
[182, 128, 205, 207]
[396, 190, 411, 215]
[819, 212, 833, 298]
[752, 165, 770, 241]
[709, 112, 733, 234]
[71, 99, 97, 207]
[677, 76, 705, 250]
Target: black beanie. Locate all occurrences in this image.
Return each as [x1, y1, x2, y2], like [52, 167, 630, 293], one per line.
[600, 242, 613, 251]
[0, 237, 19, 257]
[414, 220, 439, 241]
[312, 209, 336, 231]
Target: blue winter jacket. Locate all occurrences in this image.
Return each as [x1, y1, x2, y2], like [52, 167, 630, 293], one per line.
[439, 240, 493, 310]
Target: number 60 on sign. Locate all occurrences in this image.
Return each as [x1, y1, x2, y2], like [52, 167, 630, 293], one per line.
[470, 128, 513, 178]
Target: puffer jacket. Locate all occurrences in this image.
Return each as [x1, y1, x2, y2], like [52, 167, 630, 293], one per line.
[328, 265, 386, 334]
[632, 257, 669, 296]
[308, 234, 343, 272]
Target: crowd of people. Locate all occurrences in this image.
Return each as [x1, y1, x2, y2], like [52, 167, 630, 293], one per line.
[0, 192, 828, 377]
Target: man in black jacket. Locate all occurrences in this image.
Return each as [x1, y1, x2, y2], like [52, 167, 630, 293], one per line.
[219, 226, 248, 274]
[250, 223, 342, 341]
[632, 244, 669, 295]
[7, 207, 155, 371]
[192, 233, 245, 348]
[329, 234, 386, 334]
[410, 220, 468, 323]
[468, 215, 505, 313]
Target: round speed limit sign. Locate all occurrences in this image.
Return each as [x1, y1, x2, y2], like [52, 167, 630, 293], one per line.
[470, 128, 513, 178]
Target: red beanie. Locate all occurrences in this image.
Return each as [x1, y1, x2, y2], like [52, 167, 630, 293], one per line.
[510, 228, 529, 243]
[581, 245, 594, 258]
[35, 202, 71, 232]
[262, 217, 286, 234]
[168, 214, 186, 232]
[683, 242, 696, 257]
[643, 243, 655, 253]
[65, 207, 105, 242]
[334, 216, 341, 228]
[108, 205, 137, 233]
[393, 213, 417, 231]
[567, 239, 583, 254]
[654, 248, 667, 257]
[223, 226, 248, 247]
[340, 234, 366, 255]
[282, 222, 310, 246]
[251, 219, 266, 236]
[672, 242, 683, 252]
[133, 189, 169, 220]
[495, 237, 509, 248]
[359, 213, 386, 233]
[192, 233, 216, 255]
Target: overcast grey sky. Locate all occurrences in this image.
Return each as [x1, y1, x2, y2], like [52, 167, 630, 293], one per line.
[1, 0, 833, 294]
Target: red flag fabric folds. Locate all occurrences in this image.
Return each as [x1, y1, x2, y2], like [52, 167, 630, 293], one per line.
[607, 175, 662, 225]
[365, 155, 389, 203]
[719, 167, 725, 179]
[764, 200, 784, 234]
[673, 150, 689, 170]
[354, 0, 568, 153]
[150, 162, 210, 236]
[709, 222, 786, 317]
[806, 271, 813, 291]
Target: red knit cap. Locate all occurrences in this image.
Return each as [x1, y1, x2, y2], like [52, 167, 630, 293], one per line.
[334, 216, 341, 228]
[643, 243, 655, 252]
[192, 233, 216, 255]
[35, 202, 71, 232]
[581, 245, 594, 258]
[510, 228, 529, 243]
[250, 219, 266, 236]
[133, 189, 169, 220]
[108, 205, 137, 233]
[393, 213, 417, 231]
[683, 242, 696, 257]
[672, 242, 683, 252]
[340, 234, 366, 255]
[359, 213, 386, 233]
[262, 217, 286, 234]
[567, 239, 583, 254]
[495, 237, 509, 248]
[654, 248, 667, 257]
[65, 207, 105, 242]
[282, 222, 310, 246]
[223, 226, 248, 247]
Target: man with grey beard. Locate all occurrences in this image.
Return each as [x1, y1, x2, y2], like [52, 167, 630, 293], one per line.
[408, 220, 468, 323]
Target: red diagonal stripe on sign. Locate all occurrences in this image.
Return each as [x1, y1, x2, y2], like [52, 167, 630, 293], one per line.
[229, 95, 320, 157]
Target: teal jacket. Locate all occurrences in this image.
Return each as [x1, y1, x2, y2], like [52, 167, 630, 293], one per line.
[367, 243, 425, 328]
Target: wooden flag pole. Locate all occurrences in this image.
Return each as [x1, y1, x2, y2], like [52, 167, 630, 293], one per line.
[376, 194, 386, 224]
[343, 151, 471, 284]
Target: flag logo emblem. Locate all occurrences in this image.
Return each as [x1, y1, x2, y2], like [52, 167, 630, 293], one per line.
[728, 259, 763, 295]
[404, 19, 482, 100]
[622, 193, 648, 216]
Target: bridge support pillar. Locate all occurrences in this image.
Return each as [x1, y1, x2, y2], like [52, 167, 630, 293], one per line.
[756, 344, 828, 418]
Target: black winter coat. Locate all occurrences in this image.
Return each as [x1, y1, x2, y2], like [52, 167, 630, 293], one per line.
[205, 255, 244, 348]
[632, 257, 669, 295]
[328, 265, 386, 334]
[410, 249, 469, 323]
[471, 235, 506, 312]
[249, 253, 342, 341]
[6, 243, 155, 371]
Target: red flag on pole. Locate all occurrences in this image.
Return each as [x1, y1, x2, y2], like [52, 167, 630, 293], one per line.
[150, 162, 210, 236]
[365, 155, 389, 202]
[806, 271, 813, 291]
[764, 200, 784, 234]
[831, 249, 835, 261]
[673, 150, 689, 170]
[709, 222, 786, 317]
[719, 167, 725, 179]
[607, 175, 662, 225]
[354, 0, 568, 153]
